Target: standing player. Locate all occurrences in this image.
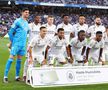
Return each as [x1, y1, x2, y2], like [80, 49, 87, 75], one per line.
[71, 15, 88, 38]
[3, 8, 30, 83]
[28, 15, 41, 44]
[23, 15, 41, 81]
[68, 30, 87, 66]
[28, 26, 49, 66]
[45, 28, 73, 66]
[87, 17, 105, 38]
[85, 31, 105, 65]
[57, 15, 73, 42]
[42, 15, 56, 39]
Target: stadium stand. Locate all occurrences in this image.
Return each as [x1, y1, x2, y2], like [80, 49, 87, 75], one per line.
[17, 0, 108, 6]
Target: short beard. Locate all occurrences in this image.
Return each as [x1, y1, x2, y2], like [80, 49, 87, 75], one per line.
[96, 22, 101, 26]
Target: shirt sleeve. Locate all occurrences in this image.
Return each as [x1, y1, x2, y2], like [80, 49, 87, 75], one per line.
[29, 37, 37, 47]
[88, 39, 95, 48]
[87, 26, 93, 34]
[69, 38, 77, 46]
[8, 19, 18, 42]
[100, 40, 105, 48]
[48, 36, 56, 47]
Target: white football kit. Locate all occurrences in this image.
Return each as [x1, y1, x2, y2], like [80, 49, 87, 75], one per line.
[69, 37, 87, 66]
[87, 24, 105, 39]
[28, 22, 41, 44]
[48, 36, 68, 64]
[42, 23, 56, 40]
[72, 23, 88, 37]
[88, 39, 105, 65]
[29, 35, 49, 66]
[57, 22, 73, 42]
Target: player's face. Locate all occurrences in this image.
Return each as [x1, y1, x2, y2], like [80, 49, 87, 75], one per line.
[35, 16, 41, 23]
[22, 10, 29, 19]
[96, 34, 102, 41]
[58, 30, 64, 39]
[47, 17, 54, 24]
[95, 18, 101, 25]
[79, 32, 86, 41]
[79, 16, 85, 25]
[40, 28, 47, 38]
[63, 16, 69, 24]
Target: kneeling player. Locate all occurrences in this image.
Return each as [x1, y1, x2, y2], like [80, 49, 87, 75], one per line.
[103, 26, 108, 63]
[85, 31, 105, 65]
[68, 30, 87, 66]
[45, 28, 73, 66]
[28, 26, 49, 66]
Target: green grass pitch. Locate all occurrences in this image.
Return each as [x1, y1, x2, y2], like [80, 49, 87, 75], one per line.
[0, 38, 108, 90]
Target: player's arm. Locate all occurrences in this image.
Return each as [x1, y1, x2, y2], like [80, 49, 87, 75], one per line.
[28, 46, 33, 64]
[28, 37, 36, 64]
[44, 46, 50, 65]
[81, 46, 86, 55]
[84, 47, 90, 63]
[98, 48, 103, 62]
[8, 20, 18, 42]
[67, 45, 74, 64]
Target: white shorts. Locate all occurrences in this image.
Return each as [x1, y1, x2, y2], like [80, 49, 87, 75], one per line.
[32, 54, 44, 66]
[48, 54, 66, 65]
[73, 54, 84, 66]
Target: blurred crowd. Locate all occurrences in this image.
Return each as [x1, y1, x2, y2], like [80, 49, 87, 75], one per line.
[0, 7, 108, 35]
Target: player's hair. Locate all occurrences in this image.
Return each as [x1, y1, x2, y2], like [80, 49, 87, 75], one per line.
[79, 15, 85, 17]
[40, 26, 46, 31]
[22, 8, 29, 12]
[95, 16, 101, 19]
[57, 28, 64, 32]
[62, 14, 69, 18]
[96, 31, 102, 35]
[47, 15, 54, 18]
[78, 30, 85, 36]
[34, 14, 40, 18]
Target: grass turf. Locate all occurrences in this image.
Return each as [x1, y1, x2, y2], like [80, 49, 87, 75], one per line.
[0, 38, 108, 90]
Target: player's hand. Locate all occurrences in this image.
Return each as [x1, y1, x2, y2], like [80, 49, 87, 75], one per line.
[68, 57, 74, 64]
[7, 42, 12, 49]
[42, 59, 47, 65]
[99, 59, 105, 65]
[84, 59, 88, 63]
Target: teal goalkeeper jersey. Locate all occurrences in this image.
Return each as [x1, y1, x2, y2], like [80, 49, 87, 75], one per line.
[8, 17, 30, 46]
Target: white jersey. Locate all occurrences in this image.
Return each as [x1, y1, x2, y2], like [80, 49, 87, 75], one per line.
[88, 39, 104, 58]
[69, 37, 87, 56]
[57, 22, 73, 42]
[29, 35, 49, 55]
[87, 24, 105, 38]
[72, 23, 88, 37]
[42, 23, 56, 39]
[104, 33, 108, 50]
[28, 22, 41, 43]
[48, 36, 68, 55]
